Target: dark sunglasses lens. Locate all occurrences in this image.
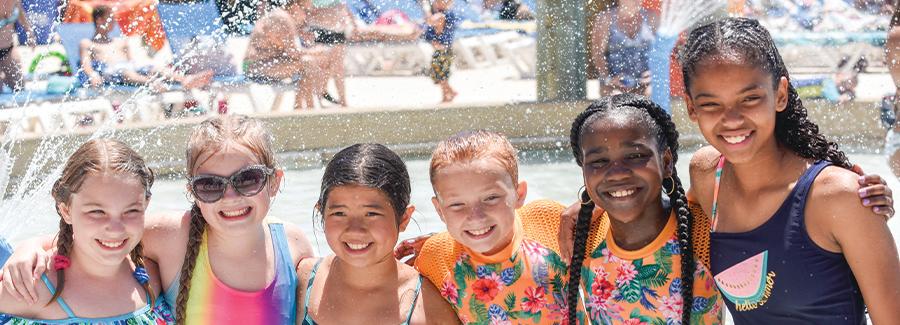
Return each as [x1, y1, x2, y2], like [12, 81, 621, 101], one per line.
[192, 177, 226, 202]
[232, 168, 268, 196]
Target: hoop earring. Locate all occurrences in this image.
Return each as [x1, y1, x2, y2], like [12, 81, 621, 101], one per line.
[663, 176, 676, 195]
[578, 185, 592, 206]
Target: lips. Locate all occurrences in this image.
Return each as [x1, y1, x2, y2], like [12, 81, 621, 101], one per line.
[720, 131, 753, 145]
[219, 207, 251, 219]
[465, 225, 495, 239]
[344, 241, 372, 253]
[96, 239, 127, 250]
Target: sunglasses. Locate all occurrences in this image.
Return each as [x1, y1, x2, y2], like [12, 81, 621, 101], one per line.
[189, 165, 275, 203]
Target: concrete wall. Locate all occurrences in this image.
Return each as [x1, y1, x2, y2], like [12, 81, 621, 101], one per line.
[7, 99, 887, 176]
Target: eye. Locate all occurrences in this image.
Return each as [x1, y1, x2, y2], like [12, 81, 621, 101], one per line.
[588, 158, 609, 167]
[743, 95, 762, 103]
[627, 152, 648, 160]
[88, 210, 106, 218]
[448, 202, 465, 210]
[365, 211, 383, 217]
[329, 211, 346, 217]
[484, 195, 501, 202]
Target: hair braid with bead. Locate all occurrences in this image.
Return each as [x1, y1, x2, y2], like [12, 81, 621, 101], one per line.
[568, 94, 695, 324]
[48, 139, 155, 306]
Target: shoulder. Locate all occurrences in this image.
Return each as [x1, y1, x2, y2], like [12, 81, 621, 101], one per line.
[277, 221, 315, 266]
[0, 273, 53, 317]
[689, 146, 721, 178]
[518, 199, 566, 253]
[140, 210, 191, 272]
[415, 232, 460, 288]
[807, 165, 870, 223]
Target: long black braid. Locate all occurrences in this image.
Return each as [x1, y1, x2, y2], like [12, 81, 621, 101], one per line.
[567, 94, 696, 324]
[679, 17, 852, 169]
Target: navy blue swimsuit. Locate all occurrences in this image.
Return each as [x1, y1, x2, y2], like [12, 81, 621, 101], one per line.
[710, 160, 865, 324]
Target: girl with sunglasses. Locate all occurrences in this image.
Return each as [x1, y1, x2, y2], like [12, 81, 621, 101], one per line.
[3, 115, 315, 324]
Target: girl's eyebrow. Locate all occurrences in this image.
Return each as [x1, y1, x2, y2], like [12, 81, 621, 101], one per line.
[694, 83, 764, 99]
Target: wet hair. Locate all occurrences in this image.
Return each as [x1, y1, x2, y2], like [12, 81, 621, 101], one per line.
[680, 17, 852, 169]
[316, 143, 411, 225]
[567, 94, 695, 325]
[429, 130, 519, 189]
[92, 5, 112, 25]
[176, 114, 277, 322]
[50, 139, 155, 306]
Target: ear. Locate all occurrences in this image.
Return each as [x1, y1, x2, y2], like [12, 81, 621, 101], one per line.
[684, 95, 699, 122]
[775, 76, 789, 113]
[398, 205, 415, 232]
[270, 169, 284, 195]
[514, 180, 528, 208]
[431, 196, 447, 224]
[662, 148, 674, 178]
[58, 203, 72, 224]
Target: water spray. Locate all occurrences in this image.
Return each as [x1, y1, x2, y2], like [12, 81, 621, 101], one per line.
[649, 0, 724, 113]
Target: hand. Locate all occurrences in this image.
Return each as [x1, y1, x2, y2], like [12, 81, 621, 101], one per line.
[1, 244, 51, 304]
[856, 178, 894, 220]
[394, 233, 435, 266]
[558, 201, 580, 263]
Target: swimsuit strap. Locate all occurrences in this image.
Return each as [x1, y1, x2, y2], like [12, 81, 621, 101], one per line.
[710, 155, 726, 232]
[40, 274, 77, 318]
[401, 276, 424, 325]
[301, 258, 325, 325]
[0, 7, 18, 28]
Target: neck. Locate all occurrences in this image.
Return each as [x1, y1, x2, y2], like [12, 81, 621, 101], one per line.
[727, 142, 799, 193]
[206, 224, 268, 257]
[609, 199, 668, 251]
[331, 254, 399, 290]
[67, 247, 130, 280]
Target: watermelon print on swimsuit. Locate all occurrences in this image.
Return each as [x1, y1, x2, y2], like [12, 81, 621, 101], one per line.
[713, 251, 775, 311]
[437, 239, 573, 325]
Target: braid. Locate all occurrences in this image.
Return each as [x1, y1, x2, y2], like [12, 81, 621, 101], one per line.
[175, 205, 206, 324]
[571, 94, 697, 323]
[48, 220, 73, 305]
[670, 171, 695, 324]
[680, 17, 852, 169]
[130, 243, 155, 307]
[566, 192, 594, 324]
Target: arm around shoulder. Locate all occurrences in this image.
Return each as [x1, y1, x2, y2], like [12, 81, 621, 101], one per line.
[809, 168, 900, 323]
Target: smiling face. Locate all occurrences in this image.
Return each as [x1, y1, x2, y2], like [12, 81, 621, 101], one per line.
[580, 113, 672, 224]
[685, 59, 789, 164]
[323, 185, 411, 267]
[431, 158, 527, 255]
[59, 172, 148, 267]
[190, 141, 282, 235]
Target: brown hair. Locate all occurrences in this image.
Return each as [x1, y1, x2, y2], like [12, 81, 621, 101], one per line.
[429, 130, 519, 188]
[49, 139, 155, 306]
[176, 114, 277, 322]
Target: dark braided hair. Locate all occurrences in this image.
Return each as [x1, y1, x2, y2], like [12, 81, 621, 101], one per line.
[679, 17, 851, 169]
[567, 94, 695, 324]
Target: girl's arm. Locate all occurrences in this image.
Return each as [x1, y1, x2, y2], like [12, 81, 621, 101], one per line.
[283, 223, 315, 268]
[808, 168, 900, 324]
[417, 277, 462, 324]
[0, 235, 53, 304]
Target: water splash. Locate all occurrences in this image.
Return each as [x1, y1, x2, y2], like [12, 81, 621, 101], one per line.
[649, 0, 724, 112]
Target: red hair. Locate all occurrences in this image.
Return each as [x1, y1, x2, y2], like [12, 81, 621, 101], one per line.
[429, 130, 519, 187]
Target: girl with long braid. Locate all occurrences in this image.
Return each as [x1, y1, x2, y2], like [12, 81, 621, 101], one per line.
[559, 94, 722, 325]
[682, 17, 900, 323]
[0, 139, 174, 323]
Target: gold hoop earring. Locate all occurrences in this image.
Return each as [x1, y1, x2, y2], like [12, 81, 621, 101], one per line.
[663, 176, 676, 195]
[578, 185, 592, 205]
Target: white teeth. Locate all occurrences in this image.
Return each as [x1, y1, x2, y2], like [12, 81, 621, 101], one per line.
[221, 207, 250, 217]
[346, 242, 371, 250]
[468, 226, 492, 236]
[609, 189, 636, 198]
[723, 135, 748, 144]
[98, 239, 125, 248]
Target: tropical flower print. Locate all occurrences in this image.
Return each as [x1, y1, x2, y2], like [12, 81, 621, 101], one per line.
[440, 239, 571, 324]
[441, 278, 460, 305]
[581, 231, 722, 325]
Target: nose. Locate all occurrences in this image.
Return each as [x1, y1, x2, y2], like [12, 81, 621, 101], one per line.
[720, 104, 745, 128]
[222, 183, 241, 200]
[104, 217, 126, 233]
[604, 160, 632, 182]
